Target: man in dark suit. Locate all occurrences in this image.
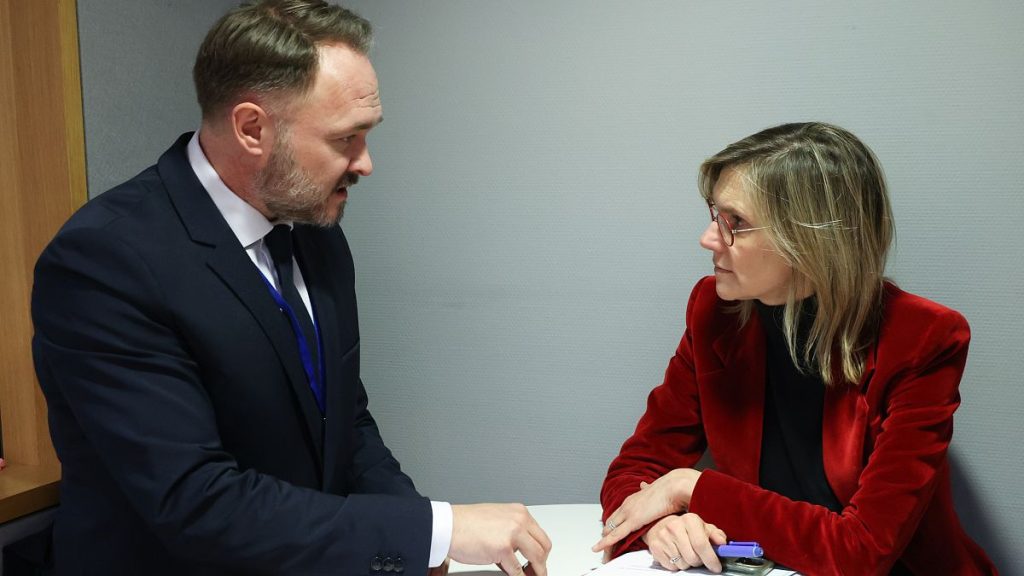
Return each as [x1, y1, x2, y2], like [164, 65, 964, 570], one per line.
[31, 1, 550, 574]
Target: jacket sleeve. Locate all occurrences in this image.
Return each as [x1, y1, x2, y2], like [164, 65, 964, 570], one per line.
[349, 377, 421, 497]
[599, 278, 711, 557]
[32, 225, 432, 573]
[688, 305, 971, 575]
[328, 223, 421, 498]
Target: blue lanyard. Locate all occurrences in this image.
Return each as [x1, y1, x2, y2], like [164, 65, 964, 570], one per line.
[258, 272, 325, 414]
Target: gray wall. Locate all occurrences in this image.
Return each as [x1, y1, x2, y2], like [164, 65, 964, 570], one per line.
[78, 0, 1022, 571]
[78, 0, 235, 195]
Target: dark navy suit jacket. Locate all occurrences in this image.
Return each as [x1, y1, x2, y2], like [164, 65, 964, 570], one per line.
[32, 133, 431, 575]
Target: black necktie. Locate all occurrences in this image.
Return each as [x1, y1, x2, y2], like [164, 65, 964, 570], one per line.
[264, 225, 320, 378]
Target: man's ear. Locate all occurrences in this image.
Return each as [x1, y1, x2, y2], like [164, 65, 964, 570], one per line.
[230, 101, 275, 160]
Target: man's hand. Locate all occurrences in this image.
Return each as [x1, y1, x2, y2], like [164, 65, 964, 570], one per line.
[592, 468, 702, 553]
[449, 503, 551, 576]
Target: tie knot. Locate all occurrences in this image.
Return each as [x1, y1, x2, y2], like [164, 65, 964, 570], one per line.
[264, 224, 294, 267]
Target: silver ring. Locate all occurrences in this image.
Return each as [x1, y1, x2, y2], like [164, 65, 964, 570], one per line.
[605, 520, 618, 530]
[669, 555, 682, 565]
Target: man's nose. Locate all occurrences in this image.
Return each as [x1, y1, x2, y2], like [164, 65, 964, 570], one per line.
[350, 141, 373, 176]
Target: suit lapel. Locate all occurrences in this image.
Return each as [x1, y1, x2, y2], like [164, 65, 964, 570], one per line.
[294, 229, 341, 488]
[205, 245, 326, 458]
[156, 134, 325, 462]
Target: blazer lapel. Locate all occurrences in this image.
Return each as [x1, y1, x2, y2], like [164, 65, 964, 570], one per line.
[707, 312, 767, 484]
[156, 135, 326, 462]
[822, 346, 874, 504]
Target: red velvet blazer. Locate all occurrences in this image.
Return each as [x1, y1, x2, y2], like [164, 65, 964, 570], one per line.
[601, 276, 996, 575]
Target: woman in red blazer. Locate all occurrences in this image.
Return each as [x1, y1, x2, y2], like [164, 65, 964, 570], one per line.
[592, 123, 996, 575]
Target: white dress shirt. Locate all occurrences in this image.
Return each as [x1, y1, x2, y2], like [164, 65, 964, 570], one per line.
[186, 132, 452, 567]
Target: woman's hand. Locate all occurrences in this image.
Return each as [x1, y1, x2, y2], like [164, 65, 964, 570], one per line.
[643, 512, 727, 573]
[592, 468, 702, 553]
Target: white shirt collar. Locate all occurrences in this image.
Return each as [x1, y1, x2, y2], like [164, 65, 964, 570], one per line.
[186, 131, 286, 248]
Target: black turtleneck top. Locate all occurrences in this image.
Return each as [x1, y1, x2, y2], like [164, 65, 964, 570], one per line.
[756, 299, 844, 513]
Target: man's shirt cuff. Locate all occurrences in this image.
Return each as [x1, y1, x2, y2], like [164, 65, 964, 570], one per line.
[429, 501, 453, 567]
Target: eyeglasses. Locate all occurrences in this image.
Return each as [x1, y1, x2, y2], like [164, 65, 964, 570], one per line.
[708, 203, 769, 247]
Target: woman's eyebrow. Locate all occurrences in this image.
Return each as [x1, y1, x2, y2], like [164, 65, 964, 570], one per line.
[714, 201, 744, 216]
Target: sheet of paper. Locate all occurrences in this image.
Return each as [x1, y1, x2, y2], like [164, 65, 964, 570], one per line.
[585, 550, 797, 576]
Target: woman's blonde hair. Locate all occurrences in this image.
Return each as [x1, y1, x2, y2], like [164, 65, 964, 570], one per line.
[698, 122, 894, 385]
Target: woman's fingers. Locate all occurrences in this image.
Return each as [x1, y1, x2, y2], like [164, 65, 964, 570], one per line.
[655, 545, 683, 572]
[643, 513, 728, 573]
[708, 523, 728, 545]
[644, 528, 682, 572]
[682, 513, 722, 572]
[665, 518, 701, 567]
[592, 518, 631, 552]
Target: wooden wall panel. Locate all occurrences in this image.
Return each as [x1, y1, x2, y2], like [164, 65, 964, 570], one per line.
[0, 0, 86, 522]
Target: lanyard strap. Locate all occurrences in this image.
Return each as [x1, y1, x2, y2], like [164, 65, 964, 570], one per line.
[258, 273, 325, 413]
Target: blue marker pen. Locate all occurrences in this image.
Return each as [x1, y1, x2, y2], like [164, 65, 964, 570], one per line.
[715, 541, 763, 558]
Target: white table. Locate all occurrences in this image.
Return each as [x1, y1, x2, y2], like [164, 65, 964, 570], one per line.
[449, 503, 605, 576]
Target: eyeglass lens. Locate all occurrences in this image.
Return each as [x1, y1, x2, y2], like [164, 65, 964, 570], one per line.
[709, 204, 734, 246]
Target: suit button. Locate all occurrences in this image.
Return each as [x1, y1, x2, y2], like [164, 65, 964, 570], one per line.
[393, 556, 405, 573]
[383, 556, 395, 572]
[370, 554, 383, 572]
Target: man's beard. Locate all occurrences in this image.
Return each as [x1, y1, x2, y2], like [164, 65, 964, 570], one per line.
[254, 134, 357, 228]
